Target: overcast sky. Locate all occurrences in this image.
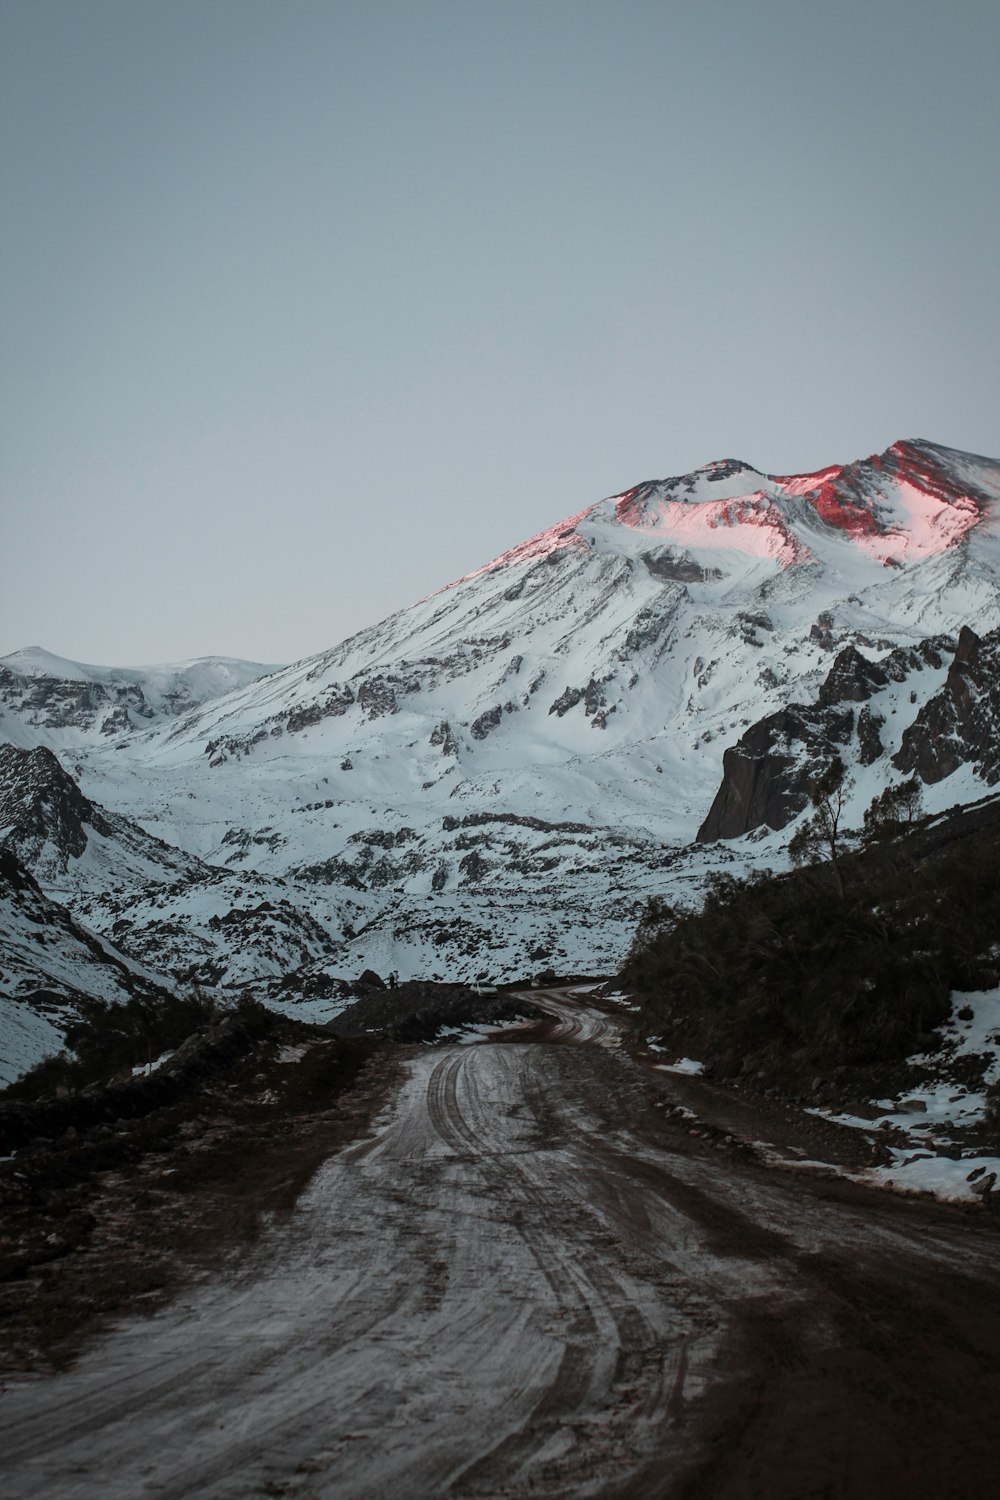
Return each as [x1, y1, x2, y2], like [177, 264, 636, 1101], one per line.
[2, 0, 998, 667]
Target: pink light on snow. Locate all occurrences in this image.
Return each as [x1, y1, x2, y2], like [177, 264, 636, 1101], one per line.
[773, 444, 984, 559]
[610, 488, 805, 565]
[418, 504, 595, 603]
[769, 463, 844, 498]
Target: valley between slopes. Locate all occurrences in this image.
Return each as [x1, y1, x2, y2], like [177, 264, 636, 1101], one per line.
[1, 989, 998, 1500]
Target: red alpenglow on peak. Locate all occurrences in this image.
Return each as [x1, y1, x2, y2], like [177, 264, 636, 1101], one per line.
[440, 439, 1000, 596]
[772, 439, 992, 561]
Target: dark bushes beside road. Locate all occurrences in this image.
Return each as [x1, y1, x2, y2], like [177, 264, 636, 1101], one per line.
[623, 799, 1000, 1094]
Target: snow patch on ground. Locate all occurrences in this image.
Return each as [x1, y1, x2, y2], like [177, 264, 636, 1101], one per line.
[812, 985, 1000, 1203]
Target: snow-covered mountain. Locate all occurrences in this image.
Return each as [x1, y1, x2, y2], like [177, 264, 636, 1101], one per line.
[0, 649, 279, 750]
[3, 438, 1000, 1056]
[0, 850, 180, 1086]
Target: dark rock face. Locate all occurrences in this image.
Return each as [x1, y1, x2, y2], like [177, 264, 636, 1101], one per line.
[470, 705, 503, 741]
[430, 720, 458, 755]
[0, 743, 106, 870]
[817, 645, 891, 705]
[459, 849, 491, 882]
[895, 627, 1000, 785]
[697, 705, 854, 841]
[696, 633, 961, 842]
[856, 706, 885, 765]
[642, 548, 724, 584]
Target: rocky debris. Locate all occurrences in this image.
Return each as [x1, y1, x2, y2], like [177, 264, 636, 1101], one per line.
[641, 548, 724, 583]
[968, 1168, 996, 1201]
[470, 704, 504, 740]
[220, 826, 287, 862]
[429, 720, 459, 755]
[287, 683, 355, 733]
[350, 827, 417, 850]
[357, 677, 399, 719]
[895, 625, 1000, 785]
[441, 811, 594, 836]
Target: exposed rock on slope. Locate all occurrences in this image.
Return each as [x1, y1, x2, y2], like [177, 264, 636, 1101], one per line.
[697, 635, 957, 840]
[0, 743, 202, 889]
[0, 649, 277, 749]
[895, 626, 1000, 786]
[0, 850, 178, 1086]
[3, 437, 1000, 1035]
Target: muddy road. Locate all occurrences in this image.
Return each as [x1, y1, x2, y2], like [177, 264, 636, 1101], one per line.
[2, 990, 998, 1498]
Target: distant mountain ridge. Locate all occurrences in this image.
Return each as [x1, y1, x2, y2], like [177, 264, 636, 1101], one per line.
[2, 437, 1000, 1076]
[0, 649, 279, 749]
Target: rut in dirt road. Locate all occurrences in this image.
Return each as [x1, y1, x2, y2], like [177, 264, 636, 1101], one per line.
[1, 989, 998, 1499]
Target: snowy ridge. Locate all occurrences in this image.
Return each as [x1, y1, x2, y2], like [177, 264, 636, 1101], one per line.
[0, 851, 179, 1086]
[0, 649, 280, 750]
[2, 437, 1000, 1059]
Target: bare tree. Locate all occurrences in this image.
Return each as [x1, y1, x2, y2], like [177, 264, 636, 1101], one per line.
[789, 755, 851, 896]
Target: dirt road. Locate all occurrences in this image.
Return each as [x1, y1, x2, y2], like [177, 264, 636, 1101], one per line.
[2, 990, 998, 1498]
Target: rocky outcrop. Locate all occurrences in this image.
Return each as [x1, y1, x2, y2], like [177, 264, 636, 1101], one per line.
[895, 627, 1000, 785]
[697, 634, 958, 841]
[430, 720, 459, 755]
[0, 666, 149, 737]
[470, 705, 504, 740]
[0, 743, 202, 888]
[642, 548, 723, 583]
[0, 744, 108, 871]
[696, 704, 855, 841]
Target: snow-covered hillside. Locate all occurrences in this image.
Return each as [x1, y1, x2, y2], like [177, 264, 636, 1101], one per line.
[3, 438, 1000, 1043]
[0, 649, 279, 750]
[0, 851, 179, 1086]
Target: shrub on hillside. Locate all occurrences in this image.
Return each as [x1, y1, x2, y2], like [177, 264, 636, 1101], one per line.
[3, 988, 225, 1100]
[622, 827, 1000, 1088]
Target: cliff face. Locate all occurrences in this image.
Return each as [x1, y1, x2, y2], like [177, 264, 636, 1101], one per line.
[0, 744, 104, 872]
[696, 705, 853, 842]
[696, 635, 963, 842]
[894, 627, 1000, 787]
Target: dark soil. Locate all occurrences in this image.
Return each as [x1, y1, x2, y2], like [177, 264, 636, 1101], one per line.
[0, 1021, 403, 1376]
[327, 978, 543, 1041]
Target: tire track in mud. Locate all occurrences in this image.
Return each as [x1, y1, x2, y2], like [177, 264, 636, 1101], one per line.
[421, 1041, 723, 1497]
[2, 990, 998, 1499]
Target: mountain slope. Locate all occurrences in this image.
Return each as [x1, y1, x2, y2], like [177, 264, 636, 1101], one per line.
[0, 850, 181, 1086]
[4, 437, 1000, 1008]
[0, 649, 279, 751]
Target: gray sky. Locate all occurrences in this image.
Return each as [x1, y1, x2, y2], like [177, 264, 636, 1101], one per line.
[2, 0, 998, 667]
